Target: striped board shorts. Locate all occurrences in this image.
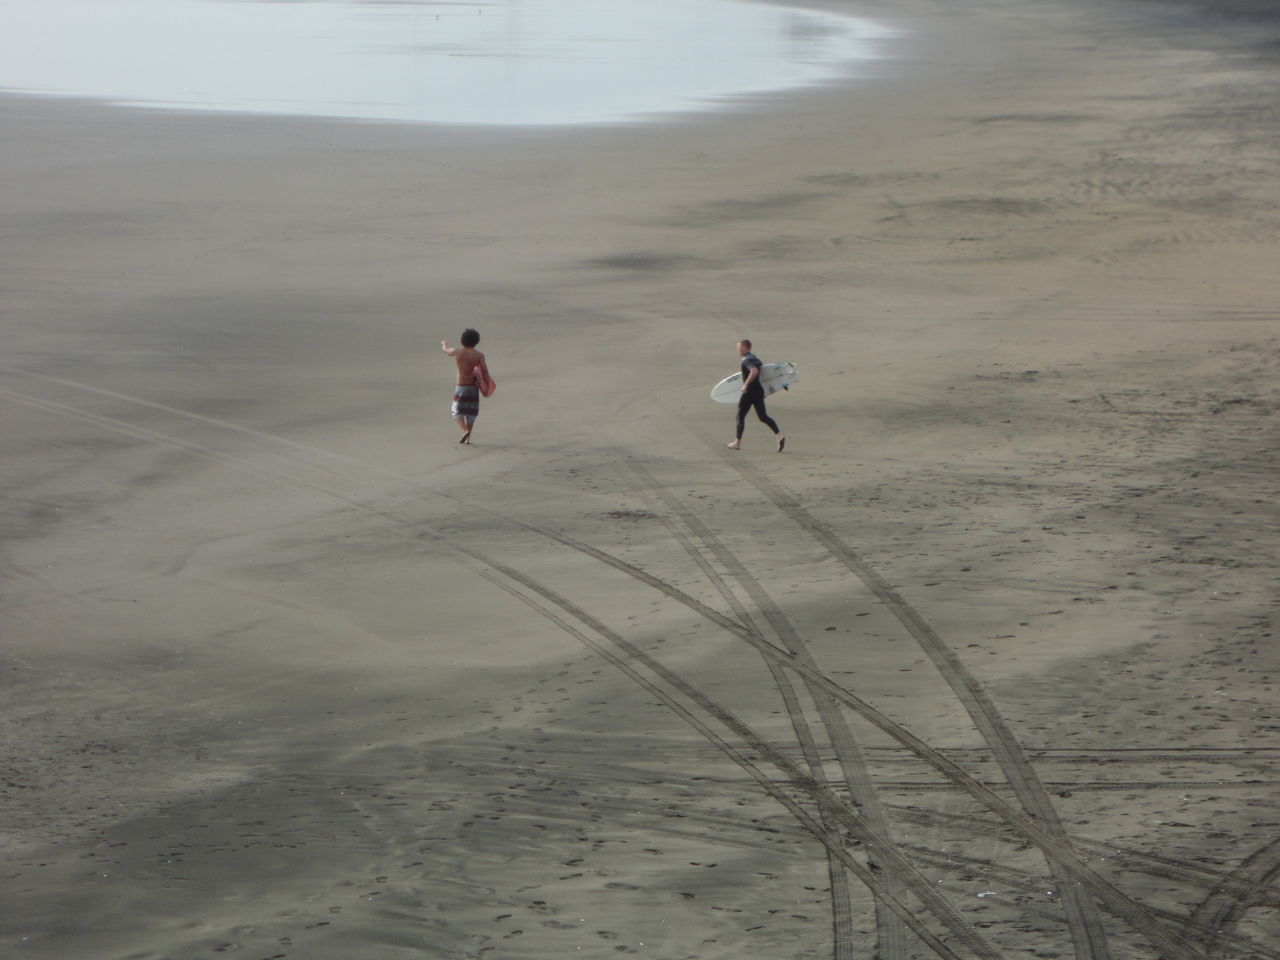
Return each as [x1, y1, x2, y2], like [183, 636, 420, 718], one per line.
[451, 384, 479, 424]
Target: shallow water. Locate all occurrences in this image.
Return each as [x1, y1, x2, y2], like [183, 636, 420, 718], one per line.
[0, 0, 896, 126]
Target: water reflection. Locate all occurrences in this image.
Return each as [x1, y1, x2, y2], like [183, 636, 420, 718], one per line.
[0, 0, 896, 125]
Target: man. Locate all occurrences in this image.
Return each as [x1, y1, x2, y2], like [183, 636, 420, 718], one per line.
[441, 328, 488, 444]
[728, 338, 785, 452]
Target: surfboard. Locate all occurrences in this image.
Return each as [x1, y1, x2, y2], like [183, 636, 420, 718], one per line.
[710, 362, 799, 404]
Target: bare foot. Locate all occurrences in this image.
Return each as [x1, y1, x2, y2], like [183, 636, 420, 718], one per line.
[777, 436, 786, 452]
[726, 440, 740, 450]
[459, 431, 472, 444]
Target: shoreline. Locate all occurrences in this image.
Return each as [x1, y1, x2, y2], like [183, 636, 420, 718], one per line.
[2, 0, 1278, 957]
[0, 0, 902, 130]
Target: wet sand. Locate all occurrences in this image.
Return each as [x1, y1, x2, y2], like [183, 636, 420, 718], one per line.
[2, 0, 1278, 957]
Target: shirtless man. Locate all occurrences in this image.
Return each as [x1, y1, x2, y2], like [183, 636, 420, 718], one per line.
[727, 338, 785, 452]
[441, 328, 487, 444]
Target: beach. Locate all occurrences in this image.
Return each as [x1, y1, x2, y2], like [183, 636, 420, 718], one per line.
[2, 0, 1278, 956]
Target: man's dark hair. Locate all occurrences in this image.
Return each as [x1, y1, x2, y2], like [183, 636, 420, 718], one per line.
[739, 338, 752, 349]
[461, 328, 480, 348]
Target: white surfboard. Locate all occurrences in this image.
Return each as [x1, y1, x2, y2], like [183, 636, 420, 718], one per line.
[710, 362, 799, 403]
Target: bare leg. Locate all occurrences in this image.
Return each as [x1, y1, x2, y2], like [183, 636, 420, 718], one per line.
[455, 417, 472, 444]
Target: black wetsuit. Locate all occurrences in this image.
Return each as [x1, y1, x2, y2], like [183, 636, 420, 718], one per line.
[736, 352, 780, 440]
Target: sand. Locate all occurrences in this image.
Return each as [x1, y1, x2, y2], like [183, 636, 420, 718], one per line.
[2, 0, 1278, 956]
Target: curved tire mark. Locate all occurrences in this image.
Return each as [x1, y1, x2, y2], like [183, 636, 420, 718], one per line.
[449, 543, 1001, 960]
[5, 381, 1210, 960]
[6, 383, 1000, 958]
[620, 454, 910, 959]
[514, 512, 1208, 960]
[615, 462, 863, 958]
[722, 454, 1117, 960]
[0, 365, 411, 483]
[890, 803, 1280, 904]
[1191, 834, 1280, 957]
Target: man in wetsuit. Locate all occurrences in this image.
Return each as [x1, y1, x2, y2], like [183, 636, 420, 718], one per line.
[727, 338, 785, 452]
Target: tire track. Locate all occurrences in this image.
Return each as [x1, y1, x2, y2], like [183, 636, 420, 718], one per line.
[871, 747, 1280, 761]
[836, 780, 1279, 793]
[0, 364, 410, 483]
[887, 803, 1280, 907]
[1009, 749, 1280, 764]
[0, 559, 104, 615]
[860, 747, 1280, 766]
[618, 454, 909, 960]
[1191, 835, 1280, 957]
[2, 377, 1003, 959]
[2, 374, 1213, 959]
[503, 511, 1210, 960]
[719, 453, 1118, 960]
[448, 545, 1001, 960]
[900, 844, 1280, 960]
[613, 462, 864, 959]
[0, 387, 302, 491]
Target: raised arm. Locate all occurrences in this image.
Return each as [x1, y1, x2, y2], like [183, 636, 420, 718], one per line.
[441, 340, 459, 357]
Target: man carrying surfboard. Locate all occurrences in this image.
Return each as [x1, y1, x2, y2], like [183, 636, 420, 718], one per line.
[441, 328, 492, 445]
[728, 339, 785, 452]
